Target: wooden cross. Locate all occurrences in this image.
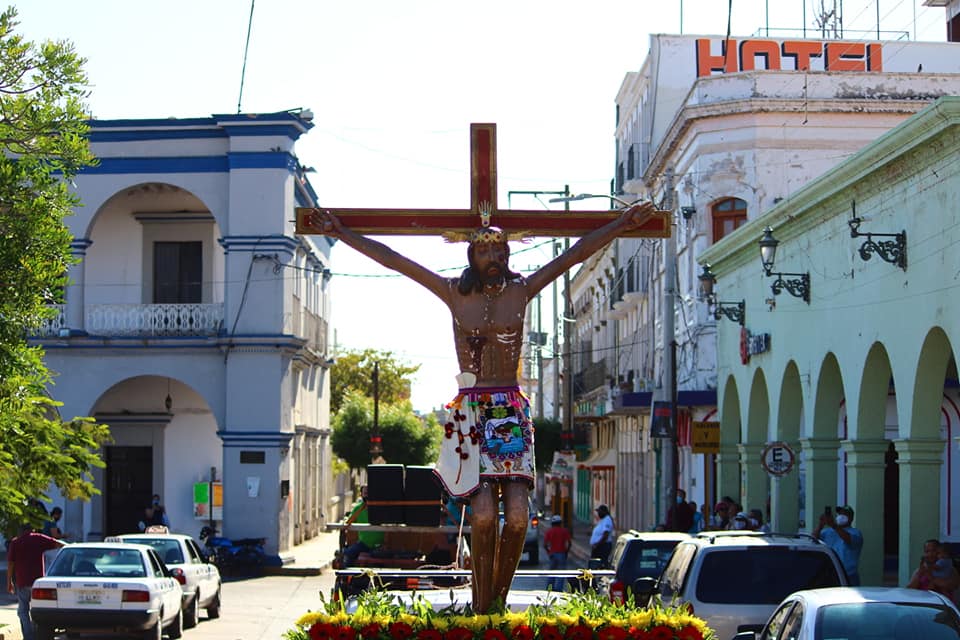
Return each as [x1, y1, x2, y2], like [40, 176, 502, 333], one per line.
[295, 123, 671, 238]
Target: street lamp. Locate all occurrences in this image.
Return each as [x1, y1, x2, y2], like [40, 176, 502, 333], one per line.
[758, 226, 810, 304]
[698, 264, 745, 325]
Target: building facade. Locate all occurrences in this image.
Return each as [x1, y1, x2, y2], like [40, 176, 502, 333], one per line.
[31, 110, 336, 555]
[700, 96, 960, 586]
[569, 31, 960, 533]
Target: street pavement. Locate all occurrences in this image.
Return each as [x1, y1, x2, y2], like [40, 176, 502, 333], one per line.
[0, 521, 596, 640]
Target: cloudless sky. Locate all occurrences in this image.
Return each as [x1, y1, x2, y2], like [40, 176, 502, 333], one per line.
[16, 1, 947, 412]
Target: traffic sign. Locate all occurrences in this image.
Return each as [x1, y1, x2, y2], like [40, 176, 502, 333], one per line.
[761, 441, 795, 476]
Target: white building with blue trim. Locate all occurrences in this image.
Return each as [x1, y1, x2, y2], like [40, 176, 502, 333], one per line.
[32, 110, 335, 555]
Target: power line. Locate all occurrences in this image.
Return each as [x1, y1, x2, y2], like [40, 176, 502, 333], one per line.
[236, 0, 256, 114]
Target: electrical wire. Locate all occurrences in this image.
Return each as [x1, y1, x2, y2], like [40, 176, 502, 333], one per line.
[236, 0, 256, 114]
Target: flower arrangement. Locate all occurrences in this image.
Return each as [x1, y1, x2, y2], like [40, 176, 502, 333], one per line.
[284, 588, 714, 640]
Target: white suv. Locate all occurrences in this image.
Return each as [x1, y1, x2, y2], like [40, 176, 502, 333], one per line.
[635, 532, 848, 640]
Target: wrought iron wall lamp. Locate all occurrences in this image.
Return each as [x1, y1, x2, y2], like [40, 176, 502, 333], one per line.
[758, 226, 810, 304]
[697, 264, 745, 325]
[848, 200, 907, 270]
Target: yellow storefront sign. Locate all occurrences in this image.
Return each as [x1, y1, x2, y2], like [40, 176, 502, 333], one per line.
[691, 421, 720, 454]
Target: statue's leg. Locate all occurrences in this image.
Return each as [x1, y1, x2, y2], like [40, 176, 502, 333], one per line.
[469, 482, 498, 613]
[491, 480, 529, 605]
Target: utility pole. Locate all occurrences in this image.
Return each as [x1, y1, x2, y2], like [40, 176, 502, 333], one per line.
[661, 167, 678, 528]
[370, 361, 382, 463]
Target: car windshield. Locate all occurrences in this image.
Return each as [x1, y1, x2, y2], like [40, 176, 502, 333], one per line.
[123, 537, 183, 564]
[47, 548, 147, 578]
[816, 601, 960, 640]
[620, 540, 681, 579]
[696, 548, 842, 604]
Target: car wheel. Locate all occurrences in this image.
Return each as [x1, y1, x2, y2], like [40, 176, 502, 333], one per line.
[206, 586, 222, 619]
[184, 594, 200, 629]
[143, 614, 162, 640]
[167, 606, 184, 639]
[34, 624, 56, 640]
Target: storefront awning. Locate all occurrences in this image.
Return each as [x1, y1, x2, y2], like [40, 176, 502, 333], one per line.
[610, 389, 718, 415]
[578, 448, 616, 469]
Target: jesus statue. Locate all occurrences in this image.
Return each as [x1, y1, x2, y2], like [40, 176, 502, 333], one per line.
[304, 200, 657, 612]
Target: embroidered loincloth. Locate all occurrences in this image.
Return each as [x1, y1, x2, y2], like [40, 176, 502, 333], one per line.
[434, 386, 536, 498]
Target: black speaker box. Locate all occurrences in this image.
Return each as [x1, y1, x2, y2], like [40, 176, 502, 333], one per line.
[404, 465, 442, 526]
[367, 464, 405, 524]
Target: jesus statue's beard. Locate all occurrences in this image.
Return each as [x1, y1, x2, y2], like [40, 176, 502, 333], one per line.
[480, 263, 508, 287]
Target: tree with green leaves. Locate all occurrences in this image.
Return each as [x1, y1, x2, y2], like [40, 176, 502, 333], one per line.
[331, 390, 441, 469]
[330, 348, 419, 414]
[0, 6, 109, 536]
[532, 417, 561, 471]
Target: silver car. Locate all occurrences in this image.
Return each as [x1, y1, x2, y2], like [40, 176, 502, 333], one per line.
[735, 587, 960, 640]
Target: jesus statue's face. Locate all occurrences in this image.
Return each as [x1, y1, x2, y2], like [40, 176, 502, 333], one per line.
[469, 241, 510, 285]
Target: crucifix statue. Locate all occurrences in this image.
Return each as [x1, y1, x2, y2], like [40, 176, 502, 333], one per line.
[296, 123, 669, 612]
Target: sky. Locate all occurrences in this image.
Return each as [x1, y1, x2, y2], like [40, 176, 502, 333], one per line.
[15, 0, 949, 412]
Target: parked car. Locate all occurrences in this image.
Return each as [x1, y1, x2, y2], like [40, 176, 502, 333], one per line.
[734, 587, 960, 640]
[607, 530, 690, 604]
[634, 532, 847, 640]
[30, 542, 184, 640]
[110, 531, 222, 627]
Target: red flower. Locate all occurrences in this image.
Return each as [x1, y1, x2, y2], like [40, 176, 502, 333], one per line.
[418, 630, 443, 640]
[539, 625, 563, 640]
[511, 626, 534, 640]
[648, 626, 673, 640]
[360, 624, 382, 639]
[310, 624, 337, 640]
[597, 627, 629, 640]
[336, 626, 358, 640]
[482, 630, 507, 640]
[446, 628, 474, 640]
[677, 627, 702, 640]
[627, 629, 650, 640]
[390, 622, 414, 640]
[565, 625, 594, 640]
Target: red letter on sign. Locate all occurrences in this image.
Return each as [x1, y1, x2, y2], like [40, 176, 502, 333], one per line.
[696, 38, 738, 77]
[740, 40, 781, 71]
[867, 43, 883, 71]
[825, 42, 866, 71]
[782, 41, 823, 70]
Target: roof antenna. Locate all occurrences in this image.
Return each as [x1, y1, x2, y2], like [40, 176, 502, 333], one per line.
[237, 0, 256, 114]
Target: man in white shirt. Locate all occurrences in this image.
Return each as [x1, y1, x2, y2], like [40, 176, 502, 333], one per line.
[590, 504, 615, 566]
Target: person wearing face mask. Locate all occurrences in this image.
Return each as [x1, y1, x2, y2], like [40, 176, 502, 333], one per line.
[666, 489, 694, 533]
[815, 504, 863, 585]
[732, 511, 750, 530]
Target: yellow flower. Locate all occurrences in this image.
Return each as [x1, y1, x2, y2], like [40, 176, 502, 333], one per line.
[557, 614, 577, 627]
[375, 615, 393, 628]
[296, 611, 327, 627]
[399, 613, 418, 626]
[432, 618, 451, 632]
[452, 616, 473, 629]
[504, 612, 527, 629]
[331, 612, 350, 625]
[488, 614, 505, 628]
[605, 619, 628, 629]
[627, 611, 653, 629]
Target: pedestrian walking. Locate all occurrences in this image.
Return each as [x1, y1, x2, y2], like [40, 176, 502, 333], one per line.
[6, 523, 66, 640]
[814, 504, 863, 585]
[543, 515, 572, 591]
[590, 504, 615, 566]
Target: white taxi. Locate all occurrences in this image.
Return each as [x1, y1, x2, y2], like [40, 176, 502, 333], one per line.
[30, 542, 184, 640]
[111, 531, 222, 628]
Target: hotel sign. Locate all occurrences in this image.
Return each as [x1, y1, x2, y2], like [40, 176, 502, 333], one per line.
[696, 38, 883, 77]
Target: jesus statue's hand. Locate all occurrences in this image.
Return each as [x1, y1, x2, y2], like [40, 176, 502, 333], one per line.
[617, 201, 657, 230]
[306, 208, 344, 238]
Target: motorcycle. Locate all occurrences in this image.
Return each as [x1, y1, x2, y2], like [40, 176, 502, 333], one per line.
[199, 525, 267, 576]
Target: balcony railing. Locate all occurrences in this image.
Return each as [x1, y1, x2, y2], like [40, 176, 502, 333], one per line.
[86, 303, 223, 336]
[35, 304, 67, 337]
